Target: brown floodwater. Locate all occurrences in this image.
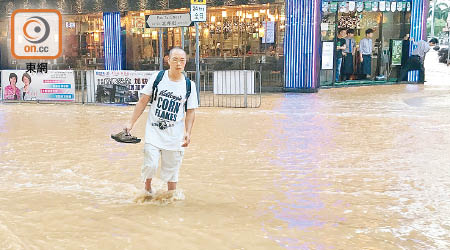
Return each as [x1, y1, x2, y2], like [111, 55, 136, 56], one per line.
[1, 79, 450, 249]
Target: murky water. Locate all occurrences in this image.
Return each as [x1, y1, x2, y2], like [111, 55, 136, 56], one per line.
[1, 63, 450, 249]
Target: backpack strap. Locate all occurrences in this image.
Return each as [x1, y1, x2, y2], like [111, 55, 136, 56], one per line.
[184, 76, 191, 112]
[149, 70, 165, 104]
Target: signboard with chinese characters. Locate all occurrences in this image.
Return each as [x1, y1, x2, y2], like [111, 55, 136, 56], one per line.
[1, 70, 75, 101]
[190, 4, 206, 22]
[145, 14, 192, 28]
[87, 70, 158, 104]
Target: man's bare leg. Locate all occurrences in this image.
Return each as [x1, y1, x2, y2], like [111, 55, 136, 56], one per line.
[145, 179, 152, 192]
[168, 182, 177, 191]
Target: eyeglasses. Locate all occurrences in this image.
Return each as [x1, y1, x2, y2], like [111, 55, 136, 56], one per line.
[170, 58, 186, 64]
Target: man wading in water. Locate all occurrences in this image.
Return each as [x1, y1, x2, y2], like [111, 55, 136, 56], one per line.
[125, 47, 198, 196]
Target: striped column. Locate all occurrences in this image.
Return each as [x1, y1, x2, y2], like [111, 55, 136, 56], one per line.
[103, 12, 123, 70]
[284, 0, 321, 92]
[408, 0, 429, 82]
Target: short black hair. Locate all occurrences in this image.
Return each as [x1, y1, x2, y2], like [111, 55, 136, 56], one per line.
[338, 28, 347, 34]
[429, 38, 439, 45]
[9, 73, 18, 81]
[366, 29, 374, 35]
[347, 29, 355, 34]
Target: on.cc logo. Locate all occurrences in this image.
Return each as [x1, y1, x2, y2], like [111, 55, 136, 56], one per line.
[23, 16, 51, 44]
[11, 9, 62, 59]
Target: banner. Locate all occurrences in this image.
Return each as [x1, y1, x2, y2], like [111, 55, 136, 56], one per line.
[391, 39, 403, 66]
[262, 21, 275, 44]
[90, 70, 158, 103]
[321, 42, 335, 70]
[1, 70, 75, 101]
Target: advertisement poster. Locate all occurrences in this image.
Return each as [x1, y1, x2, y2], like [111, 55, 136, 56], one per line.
[90, 70, 158, 103]
[1, 70, 75, 101]
[391, 39, 403, 66]
[321, 41, 335, 70]
[262, 21, 275, 44]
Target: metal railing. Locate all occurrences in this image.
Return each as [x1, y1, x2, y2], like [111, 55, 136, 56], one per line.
[1, 69, 262, 108]
[186, 70, 262, 108]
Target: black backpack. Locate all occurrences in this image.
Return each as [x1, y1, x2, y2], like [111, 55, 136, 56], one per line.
[149, 70, 192, 112]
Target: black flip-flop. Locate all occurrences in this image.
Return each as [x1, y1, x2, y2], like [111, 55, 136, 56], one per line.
[111, 130, 141, 144]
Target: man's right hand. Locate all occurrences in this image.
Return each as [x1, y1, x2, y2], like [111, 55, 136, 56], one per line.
[124, 123, 133, 135]
[360, 57, 364, 62]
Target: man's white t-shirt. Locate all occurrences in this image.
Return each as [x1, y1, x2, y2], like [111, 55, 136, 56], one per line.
[140, 71, 198, 151]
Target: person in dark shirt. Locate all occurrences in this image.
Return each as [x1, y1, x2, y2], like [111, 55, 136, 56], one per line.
[335, 29, 347, 82]
[401, 34, 410, 68]
[342, 29, 356, 81]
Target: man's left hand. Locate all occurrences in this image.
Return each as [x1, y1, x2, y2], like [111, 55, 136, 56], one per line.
[182, 133, 191, 147]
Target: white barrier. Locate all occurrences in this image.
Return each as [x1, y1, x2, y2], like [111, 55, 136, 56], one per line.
[213, 70, 255, 95]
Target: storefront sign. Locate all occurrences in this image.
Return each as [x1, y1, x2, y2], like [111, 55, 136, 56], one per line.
[391, 2, 397, 12]
[397, 1, 403, 11]
[356, 2, 364, 12]
[330, 2, 338, 12]
[348, 1, 356, 12]
[364, 2, 372, 11]
[372, 1, 378, 11]
[339, 2, 348, 13]
[322, 2, 329, 12]
[385, 1, 391, 11]
[1, 70, 75, 101]
[262, 21, 275, 44]
[190, 5, 207, 22]
[379, 1, 386, 11]
[321, 41, 334, 70]
[391, 40, 403, 66]
[145, 14, 192, 28]
[89, 70, 157, 103]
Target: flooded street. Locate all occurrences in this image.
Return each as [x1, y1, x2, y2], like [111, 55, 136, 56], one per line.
[1, 62, 450, 249]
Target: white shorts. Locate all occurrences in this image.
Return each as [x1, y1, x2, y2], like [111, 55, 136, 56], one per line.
[141, 143, 184, 183]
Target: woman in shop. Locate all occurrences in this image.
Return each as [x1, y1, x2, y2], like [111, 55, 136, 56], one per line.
[21, 73, 37, 101]
[342, 29, 356, 81]
[3, 73, 21, 100]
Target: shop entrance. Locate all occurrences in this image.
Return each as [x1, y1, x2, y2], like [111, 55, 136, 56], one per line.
[320, 1, 411, 86]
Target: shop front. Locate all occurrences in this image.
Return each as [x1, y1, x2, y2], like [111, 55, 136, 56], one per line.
[283, 0, 428, 92]
[319, 0, 412, 86]
[125, 3, 285, 90]
[0, 0, 428, 93]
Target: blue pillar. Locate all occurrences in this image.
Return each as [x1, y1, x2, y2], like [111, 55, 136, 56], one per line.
[284, 0, 321, 92]
[103, 12, 123, 70]
[408, 0, 429, 82]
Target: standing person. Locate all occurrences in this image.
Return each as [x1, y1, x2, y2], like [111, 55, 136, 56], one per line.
[401, 34, 411, 68]
[335, 29, 347, 82]
[3, 73, 20, 100]
[398, 38, 437, 83]
[125, 47, 198, 195]
[21, 73, 37, 101]
[359, 28, 374, 80]
[342, 29, 356, 81]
